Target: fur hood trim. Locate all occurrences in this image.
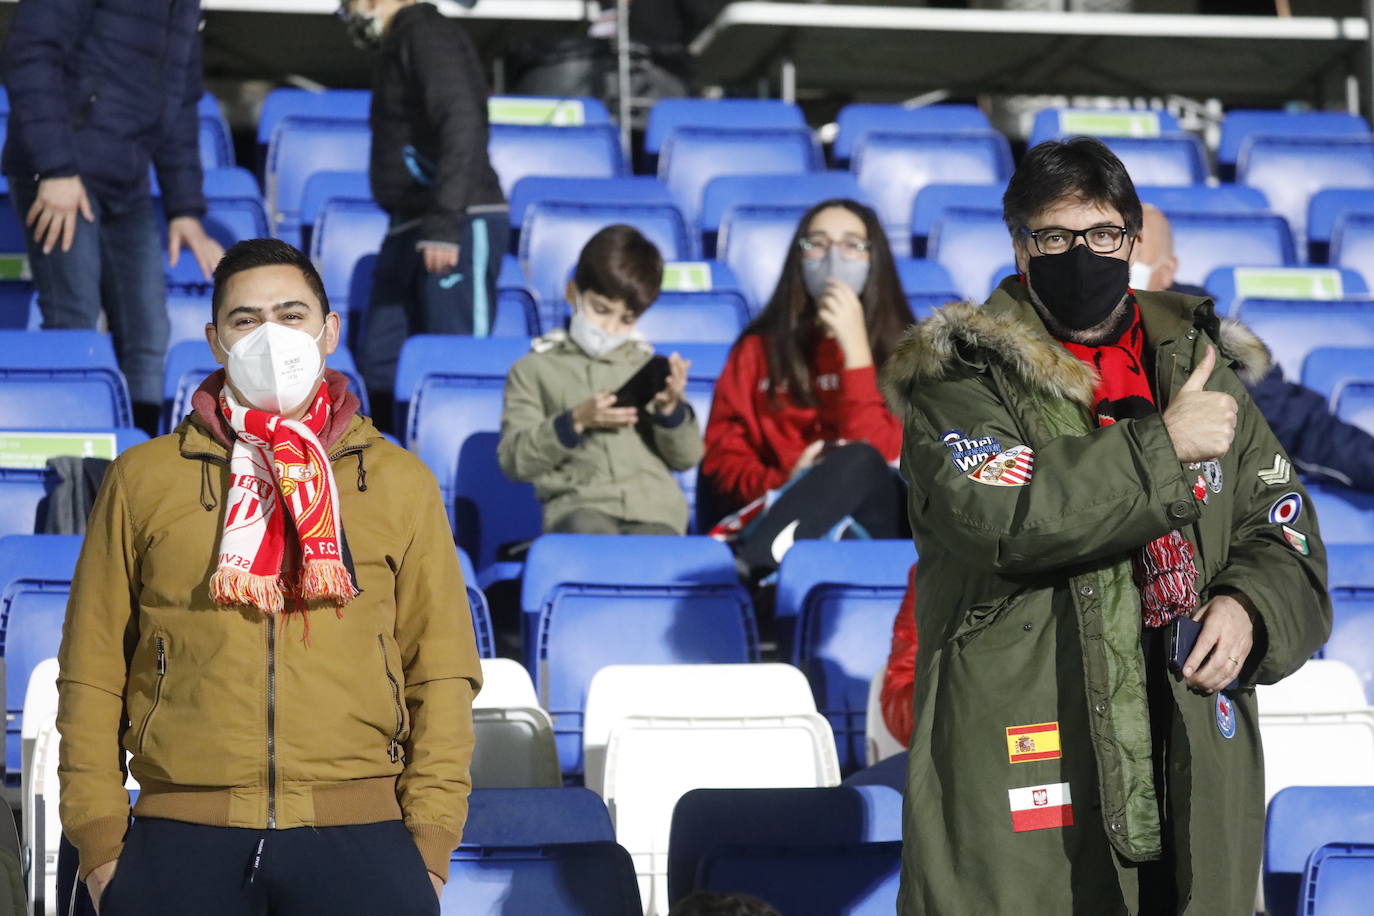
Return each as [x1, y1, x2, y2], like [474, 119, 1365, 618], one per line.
[880, 302, 1274, 417]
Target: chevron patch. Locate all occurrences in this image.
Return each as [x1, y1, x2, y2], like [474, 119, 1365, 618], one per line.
[1258, 454, 1291, 487]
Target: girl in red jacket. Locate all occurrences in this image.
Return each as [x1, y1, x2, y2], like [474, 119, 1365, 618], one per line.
[702, 199, 915, 574]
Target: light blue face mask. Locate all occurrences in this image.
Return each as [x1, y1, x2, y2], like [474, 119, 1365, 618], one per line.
[801, 248, 871, 300]
[569, 299, 633, 358]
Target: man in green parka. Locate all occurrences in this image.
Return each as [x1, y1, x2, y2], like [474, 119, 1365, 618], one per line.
[880, 138, 1330, 915]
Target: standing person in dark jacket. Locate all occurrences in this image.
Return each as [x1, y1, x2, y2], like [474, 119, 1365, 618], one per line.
[1135, 202, 1374, 490]
[338, 0, 509, 434]
[2, 0, 224, 436]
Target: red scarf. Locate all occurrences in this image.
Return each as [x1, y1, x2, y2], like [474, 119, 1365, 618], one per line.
[1062, 303, 1199, 628]
[209, 384, 358, 629]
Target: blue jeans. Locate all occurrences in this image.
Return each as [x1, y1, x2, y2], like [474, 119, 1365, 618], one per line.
[359, 212, 508, 423]
[7, 175, 168, 411]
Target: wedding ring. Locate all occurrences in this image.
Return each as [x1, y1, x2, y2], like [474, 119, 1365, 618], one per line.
[1227, 656, 1240, 666]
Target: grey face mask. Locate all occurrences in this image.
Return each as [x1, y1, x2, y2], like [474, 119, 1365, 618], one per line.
[801, 249, 871, 300]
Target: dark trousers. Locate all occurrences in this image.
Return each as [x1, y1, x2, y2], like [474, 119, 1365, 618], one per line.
[360, 213, 508, 434]
[550, 507, 678, 535]
[7, 175, 168, 428]
[735, 442, 910, 574]
[78, 818, 438, 916]
[1136, 626, 1182, 915]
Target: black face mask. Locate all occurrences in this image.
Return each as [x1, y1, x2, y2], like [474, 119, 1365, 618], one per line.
[336, 6, 383, 51]
[1026, 244, 1130, 331]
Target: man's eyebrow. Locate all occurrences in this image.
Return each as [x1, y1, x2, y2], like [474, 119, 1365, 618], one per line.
[226, 300, 313, 319]
[225, 305, 263, 319]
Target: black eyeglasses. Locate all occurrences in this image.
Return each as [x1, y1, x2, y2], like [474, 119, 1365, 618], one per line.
[1021, 225, 1130, 256]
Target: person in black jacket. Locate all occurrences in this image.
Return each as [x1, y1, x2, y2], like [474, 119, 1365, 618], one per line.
[1135, 202, 1374, 490]
[2, 0, 224, 436]
[338, 0, 509, 434]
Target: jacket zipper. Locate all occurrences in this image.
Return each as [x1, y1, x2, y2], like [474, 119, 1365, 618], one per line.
[378, 635, 403, 763]
[266, 619, 277, 829]
[185, 442, 371, 466]
[136, 637, 167, 753]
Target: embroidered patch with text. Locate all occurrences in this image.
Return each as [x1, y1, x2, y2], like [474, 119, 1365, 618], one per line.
[970, 446, 1035, 487]
[942, 430, 1003, 473]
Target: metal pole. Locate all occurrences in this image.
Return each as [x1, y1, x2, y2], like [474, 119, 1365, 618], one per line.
[616, 0, 632, 162]
[780, 57, 796, 105]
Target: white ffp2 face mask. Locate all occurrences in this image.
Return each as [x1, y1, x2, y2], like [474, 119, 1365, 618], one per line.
[569, 299, 633, 358]
[219, 321, 326, 414]
[1129, 261, 1156, 292]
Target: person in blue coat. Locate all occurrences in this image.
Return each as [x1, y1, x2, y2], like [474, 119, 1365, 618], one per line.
[2, 0, 224, 435]
[1135, 203, 1374, 491]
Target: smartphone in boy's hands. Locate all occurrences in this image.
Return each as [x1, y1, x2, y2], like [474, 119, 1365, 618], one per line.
[613, 355, 671, 409]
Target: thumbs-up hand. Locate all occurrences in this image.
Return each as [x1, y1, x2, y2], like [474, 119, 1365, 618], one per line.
[1162, 345, 1239, 463]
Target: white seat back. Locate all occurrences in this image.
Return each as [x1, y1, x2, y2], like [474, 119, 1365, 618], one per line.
[1257, 659, 1368, 714]
[583, 664, 817, 794]
[602, 713, 840, 916]
[864, 668, 905, 766]
[473, 658, 539, 710]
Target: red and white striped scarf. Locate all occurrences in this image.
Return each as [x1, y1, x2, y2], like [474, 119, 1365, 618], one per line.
[209, 385, 358, 621]
[1061, 301, 1199, 628]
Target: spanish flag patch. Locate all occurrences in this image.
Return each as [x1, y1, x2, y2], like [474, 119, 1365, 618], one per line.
[1005, 722, 1062, 764]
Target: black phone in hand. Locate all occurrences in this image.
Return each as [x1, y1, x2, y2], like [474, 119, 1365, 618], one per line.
[613, 355, 670, 408]
[1168, 615, 1239, 691]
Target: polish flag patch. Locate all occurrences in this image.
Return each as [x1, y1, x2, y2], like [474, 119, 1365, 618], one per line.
[1008, 782, 1074, 833]
[969, 445, 1035, 487]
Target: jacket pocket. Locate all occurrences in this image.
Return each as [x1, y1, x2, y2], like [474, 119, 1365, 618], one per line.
[951, 588, 1030, 648]
[378, 634, 405, 764]
[136, 634, 168, 754]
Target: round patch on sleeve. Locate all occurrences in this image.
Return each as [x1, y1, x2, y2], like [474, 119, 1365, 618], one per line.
[1268, 493, 1303, 525]
[1215, 693, 1237, 739]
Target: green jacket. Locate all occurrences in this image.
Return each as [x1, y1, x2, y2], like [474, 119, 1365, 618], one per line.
[880, 279, 1330, 915]
[497, 330, 703, 533]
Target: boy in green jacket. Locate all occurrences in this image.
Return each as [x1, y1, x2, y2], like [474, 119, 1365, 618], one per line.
[498, 225, 702, 534]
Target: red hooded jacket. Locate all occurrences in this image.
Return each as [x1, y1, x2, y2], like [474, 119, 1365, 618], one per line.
[880, 563, 918, 746]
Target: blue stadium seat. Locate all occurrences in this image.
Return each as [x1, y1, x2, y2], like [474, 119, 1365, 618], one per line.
[1137, 184, 1269, 215]
[521, 534, 757, 775]
[833, 104, 991, 164]
[265, 117, 372, 248]
[910, 184, 1006, 256]
[256, 88, 370, 151]
[1169, 213, 1296, 289]
[1264, 786, 1374, 916]
[1235, 299, 1374, 381]
[0, 534, 82, 785]
[1332, 213, 1374, 291]
[0, 430, 147, 538]
[717, 204, 809, 315]
[907, 293, 961, 320]
[487, 95, 612, 127]
[0, 281, 33, 331]
[444, 842, 642, 915]
[667, 786, 901, 905]
[1239, 137, 1374, 241]
[696, 841, 902, 915]
[1324, 588, 1374, 700]
[1219, 109, 1370, 175]
[851, 131, 1012, 259]
[495, 255, 539, 337]
[166, 290, 212, 348]
[396, 336, 541, 569]
[310, 198, 387, 320]
[457, 546, 495, 660]
[645, 98, 806, 157]
[299, 170, 372, 252]
[698, 172, 865, 253]
[0, 330, 132, 428]
[634, 293, 749, 346]
[463, 788, 615, 848]
[198, 113, 234, 171]
[1308, 189, 1374, 264]
[1301, 843, 1374, 915]
[1326, 543, 1374, 589]
[488, 123, 626, 199]
[520, 201, 692, 326]
[658, 127, 821, 230]
[1302, 347, 1374, 404]
[161, 340, 369, 434]
[507, 176, 673, 232]
[895, 258, 959, 297]
[775, 541, 917, 771]
[1307, 483, 1374, 545]
[201, 170, 269, 251]
[927, 207, 1013, 302]
[1203, 266, 1367, 318]
[1097, 136, 1209, 187]
[1336, 382, 1374, 436]
[203, 167, 261, 201]
[1028, 107, 1181, 149]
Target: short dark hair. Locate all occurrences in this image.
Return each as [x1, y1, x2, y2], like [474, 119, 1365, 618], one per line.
[1002, 137, 1143, 237]
[572, 224, 664, 318]
[667, 891, 781, 916]
[211, 238, 330, 324]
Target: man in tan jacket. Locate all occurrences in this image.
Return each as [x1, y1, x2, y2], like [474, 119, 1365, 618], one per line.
[57, 238, 481, 915]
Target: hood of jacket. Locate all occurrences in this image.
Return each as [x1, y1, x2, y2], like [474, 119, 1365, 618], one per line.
[879, 278, 1272, 418]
